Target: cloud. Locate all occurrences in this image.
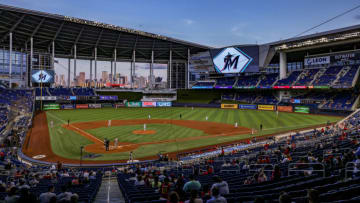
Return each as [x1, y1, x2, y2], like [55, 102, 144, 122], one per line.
[184, 19, 195, 25]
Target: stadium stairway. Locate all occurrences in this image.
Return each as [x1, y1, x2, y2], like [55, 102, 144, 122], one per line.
[94, 175, 125, 203]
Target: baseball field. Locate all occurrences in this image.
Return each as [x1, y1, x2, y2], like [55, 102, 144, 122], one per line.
[23, 107, 341, 164]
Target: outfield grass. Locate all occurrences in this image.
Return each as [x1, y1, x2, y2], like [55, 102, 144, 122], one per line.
[45, 108, 341, 161]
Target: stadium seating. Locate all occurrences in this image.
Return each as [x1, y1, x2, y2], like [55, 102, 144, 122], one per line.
[258, 73, 278, 87]
[275, 71, 302, 86]
[236, 75, 260, 88]
[313, 66, 343, 86]
[215, 78, 236, 88]
[294, 69, 320, 86]
[191, 81, 216, 89]
[333, 65, 359, 87]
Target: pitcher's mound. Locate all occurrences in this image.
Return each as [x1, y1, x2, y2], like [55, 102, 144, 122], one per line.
[132, 130, 156, 135]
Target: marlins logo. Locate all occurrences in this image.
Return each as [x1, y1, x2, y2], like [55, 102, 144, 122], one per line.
[32, 70, 53, 83]
[213, 47, 253, 74]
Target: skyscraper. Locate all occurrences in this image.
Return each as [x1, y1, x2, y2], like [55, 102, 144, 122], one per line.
[101, 71, 108, 84]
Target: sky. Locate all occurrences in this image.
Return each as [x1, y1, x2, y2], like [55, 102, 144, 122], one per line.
[3, 0, 360, 83]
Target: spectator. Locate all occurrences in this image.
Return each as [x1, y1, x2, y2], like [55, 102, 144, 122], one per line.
[168, 191, 182, 203]
[57, 185, 78, 202]
[272, 165, 281, 181]
[307, 189, 319, 203]
[39, 185, 56, 203]
[183, 175, 201, 193]
[206, 187, 227, 203]
[161, 177, 171, 199]
[135, 175, 145, 186]
[151, 176, 161, 189]
[5, 187, 19, 203]
[210, 176, 229, 195]
[185, 190, 203, 203]
[18, 188, 37, 203]
[279, 191, 291, 203]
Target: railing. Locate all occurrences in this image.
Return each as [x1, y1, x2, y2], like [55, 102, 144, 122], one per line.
[220, 165, 240, 174]
[249, 164, 274, 173]
[345, 162, 360, 179]
[288, 163, 325, 177]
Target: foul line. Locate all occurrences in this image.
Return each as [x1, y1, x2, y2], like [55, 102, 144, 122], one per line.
[47, 112, 104, 144]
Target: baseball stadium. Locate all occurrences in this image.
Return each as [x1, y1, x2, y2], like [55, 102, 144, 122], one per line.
[1, 2, 360, 203]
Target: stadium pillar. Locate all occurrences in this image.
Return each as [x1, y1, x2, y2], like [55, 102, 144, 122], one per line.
[20, 48, 23, 87]
[279, 52, 287, 80]
[131, 49, 135, 88]
[25, 42, 28, 87]
[169, 49, 172, 89]
[90, 59, 92, 87]
[67, 58, 70, 87]
[150, 50, 154, 88]
[110, 60, 113, 84]
[95, 47, 97, 88]
[52, 41, 55, 69]
[9, 32, 12, 88]
[30, 37, 33, 87]
[114, 49, 117, 84]
[187, 48, 190, 89]
[74, 44, 77, 85]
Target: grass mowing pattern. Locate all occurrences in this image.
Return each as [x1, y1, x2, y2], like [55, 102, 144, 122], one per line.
[45, 108, 341, 161]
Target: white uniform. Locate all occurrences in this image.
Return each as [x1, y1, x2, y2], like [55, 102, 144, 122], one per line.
[206, 116, 208, 121]
[50, 121, 54, 128]
[108, 120, 111, 127]
[235, 122, 238, 128]
[114, 138, 118, 148]
[148, 114, 151, 119]
[144, 123, 147, 131]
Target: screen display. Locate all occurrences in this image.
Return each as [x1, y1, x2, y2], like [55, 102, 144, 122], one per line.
[294, 106, 310, 113]
[43, 103, 60, 110]
[31, 69, 55, 83]
[210, 46, 259, 73]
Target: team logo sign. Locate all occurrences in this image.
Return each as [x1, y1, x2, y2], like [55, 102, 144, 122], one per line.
[213, 47, 253, 74]
[32, 70, 53, 83]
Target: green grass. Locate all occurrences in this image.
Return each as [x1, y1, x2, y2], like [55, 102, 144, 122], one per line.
[45, 108, 341, 161]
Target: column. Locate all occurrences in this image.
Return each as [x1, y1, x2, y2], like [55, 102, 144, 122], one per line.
[52, 41, 55, 69]
[67, 58, 70, 87]
[94, 47, 97, 88]
[169, 49, 172, 89]
[30, 37, 33, 87]
[25, 42, 28, 87]
[9, 32, 12, 88]
[20, 48, 23, 87]
[73, 44, 77, 84]
[131, 49, 135, 88]
[150, 50, 154, 88]
[90, 59, 92, 87]
[279, 52, 287, 80]
[110, 61, 113, 84]
[114, 49, 117, 84]
[187, 48, 190, 89]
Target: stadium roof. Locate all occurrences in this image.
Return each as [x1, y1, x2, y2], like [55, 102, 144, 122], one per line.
[0, 4, 211, 62]
[268, 24, 360, 52]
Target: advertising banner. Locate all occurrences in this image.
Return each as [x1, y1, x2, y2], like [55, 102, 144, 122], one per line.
[142, 101, 157, 107]
[221, 104, 238, 109]
[273, 86, 290, 89]
[156, 101, 172, 107]
[76, 104, 89, 109]
[291, 86, 307, 89]
[214, 85, 233, 89]
[125, 101, 142, 107]
[294, 106, 310, 113]
[43, 103, 60, 110]
[238, 104, 257, 109]
[69, 96, 77, 100]
[313, 86, 330, 89]
[36, 96, 57, 101]
[99, 96, 118, 100]
[258, 105, 275, 111]
[115, 103, 125, 108]
[61, 104, 74, 110]
[102, 103, 113, 108]
[191, 86, 213, 89]
[331, 52, 360, 62]
[304, 56, 330, 66]
[277, 106, 293, 112]
[89, 104, 102, 109]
